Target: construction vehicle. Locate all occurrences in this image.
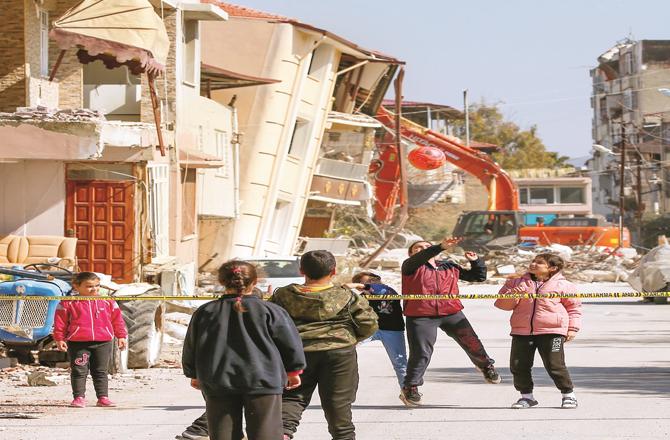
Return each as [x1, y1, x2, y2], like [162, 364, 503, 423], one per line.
[372, 106, 630, 251]
[0, 265, 164, 372]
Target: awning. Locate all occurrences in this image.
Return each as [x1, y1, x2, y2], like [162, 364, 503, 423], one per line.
[179, 148, 225, 168]
[50, 0, 170, 74]
[200, 64, 280, 94]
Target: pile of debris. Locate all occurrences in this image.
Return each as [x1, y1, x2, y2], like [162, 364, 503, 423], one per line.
[485, 244, 640, 283]
[0, 106, 104, 123]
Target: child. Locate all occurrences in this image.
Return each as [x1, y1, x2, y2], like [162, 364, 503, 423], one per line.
[345, 271, 407, 388]
[270, 250, 378, 440]
[53, 272, 128, 408]
[182, 260, 306, 440]
[494, 253, 582, 409]
[400, 238, 499, 407]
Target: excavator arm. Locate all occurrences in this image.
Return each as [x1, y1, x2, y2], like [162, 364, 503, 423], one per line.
[373, 106, 519, 222]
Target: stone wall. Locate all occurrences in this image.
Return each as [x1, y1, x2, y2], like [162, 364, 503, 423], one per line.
[0, 0, 27, 112]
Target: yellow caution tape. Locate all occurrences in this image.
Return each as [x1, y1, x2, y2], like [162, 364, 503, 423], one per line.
[0, 292, 668, 301]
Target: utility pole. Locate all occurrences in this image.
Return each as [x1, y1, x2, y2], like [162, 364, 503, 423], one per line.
[619, 124, 626, 246]
[463, 89, 470, 146]
[636, 151, 643, 243]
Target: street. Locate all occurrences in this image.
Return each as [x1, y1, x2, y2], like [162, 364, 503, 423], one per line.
[2, 287, 670, 440]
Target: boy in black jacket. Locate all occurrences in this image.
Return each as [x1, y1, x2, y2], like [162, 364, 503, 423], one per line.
[182, 261, 305, 440]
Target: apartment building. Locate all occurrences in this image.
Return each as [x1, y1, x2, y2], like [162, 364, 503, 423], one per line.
[589, 39, 670, 224]
[201, 2, 402, 257]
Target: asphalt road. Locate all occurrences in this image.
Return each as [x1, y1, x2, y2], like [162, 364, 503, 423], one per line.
[2, 286, 669, 440]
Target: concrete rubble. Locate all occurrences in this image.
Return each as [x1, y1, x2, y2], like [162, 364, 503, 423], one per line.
[0, 106, 105, 122]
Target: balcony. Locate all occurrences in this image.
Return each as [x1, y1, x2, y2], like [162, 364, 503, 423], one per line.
[314, 157, 368, 181]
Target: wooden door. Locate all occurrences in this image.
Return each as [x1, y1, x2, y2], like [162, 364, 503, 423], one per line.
[66, 180, 135, 282]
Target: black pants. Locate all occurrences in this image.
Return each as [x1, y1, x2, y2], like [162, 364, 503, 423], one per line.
[283, 346, 359, 440]
[67, 340, 112, 398]
[404, 312, 494, 387]
[510, 334, 574, 394]
[203, 393, 282, 440]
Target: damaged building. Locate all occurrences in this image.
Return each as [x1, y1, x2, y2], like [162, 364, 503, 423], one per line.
[588, 39, 670, 228]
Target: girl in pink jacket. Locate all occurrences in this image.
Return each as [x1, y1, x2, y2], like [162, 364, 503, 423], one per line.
[494, 253, 582, 409]
[53, 272, 128, 408]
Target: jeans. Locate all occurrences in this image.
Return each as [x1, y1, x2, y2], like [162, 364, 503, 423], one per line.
[362, 330, 407, 387]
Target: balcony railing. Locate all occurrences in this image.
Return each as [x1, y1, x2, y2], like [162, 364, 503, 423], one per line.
[314, 157, 368, 181]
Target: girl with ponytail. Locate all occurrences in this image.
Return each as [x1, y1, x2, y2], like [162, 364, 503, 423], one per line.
[183, 259, 306, 440]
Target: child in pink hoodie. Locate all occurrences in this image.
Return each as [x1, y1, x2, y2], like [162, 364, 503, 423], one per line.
[494, 253, 582, 410]
[54, 272, 128, 408]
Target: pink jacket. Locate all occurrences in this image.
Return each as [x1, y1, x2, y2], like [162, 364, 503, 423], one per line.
[494, 273, 582, 336]
[53, 298, 128, 342]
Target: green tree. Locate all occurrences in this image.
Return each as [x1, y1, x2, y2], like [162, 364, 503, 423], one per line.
[456, 102, 570, 169]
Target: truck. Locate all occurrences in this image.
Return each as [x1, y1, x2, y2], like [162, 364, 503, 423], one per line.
[372, 106, 630, 251]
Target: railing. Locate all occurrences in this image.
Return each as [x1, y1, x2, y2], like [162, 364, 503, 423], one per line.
[314, 157, 369, 181]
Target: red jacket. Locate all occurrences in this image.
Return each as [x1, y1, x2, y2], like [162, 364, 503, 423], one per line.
[53, 298, 127, 342]
[494, 273, 582, 336]
[401, 245, 487, 317]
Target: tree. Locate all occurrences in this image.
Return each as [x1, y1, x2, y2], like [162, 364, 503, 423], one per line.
[455, 102, 570, 169]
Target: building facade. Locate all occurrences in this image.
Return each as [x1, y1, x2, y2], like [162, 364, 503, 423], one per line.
[589, 39, 670, 226]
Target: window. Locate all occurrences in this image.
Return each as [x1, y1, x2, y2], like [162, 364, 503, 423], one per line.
[559, 187, 585, 204]
[288, 118, 311, 157]
[147, 164, 169, 258]
[215, 130, 230, 177]
[529, 187, 554, 204]
[181, 168, 197, 237]
[519, 188, 528, 204]
[269, 201, 292, 244]
[182, 20, 198, 84]
[307, 45, 328, 76]
[39, 10, 49, 77]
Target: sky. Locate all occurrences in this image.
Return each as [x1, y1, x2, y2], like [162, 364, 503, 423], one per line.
[233, 0, 670, 159]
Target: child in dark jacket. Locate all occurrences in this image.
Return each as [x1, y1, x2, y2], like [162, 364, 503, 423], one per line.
[54, 272, 127, 408]
[345, 271, 407, 388]
[270, 250, 378, 440]
[182, 260, 306, 440]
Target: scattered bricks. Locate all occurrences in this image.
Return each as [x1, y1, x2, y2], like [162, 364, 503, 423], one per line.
[0, 358, 18, 369]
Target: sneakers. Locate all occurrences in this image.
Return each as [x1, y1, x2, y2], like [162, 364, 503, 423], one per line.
[481, 365, 502, 384]
[96, 396, 116, 407]
[399, 386, 422, 407]
[561, 396, 578, 409]
[70, 396, 86, 408]
[511, 397, 538, 409]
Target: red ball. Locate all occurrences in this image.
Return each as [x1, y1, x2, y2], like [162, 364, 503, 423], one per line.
[408, 146, 446, 170]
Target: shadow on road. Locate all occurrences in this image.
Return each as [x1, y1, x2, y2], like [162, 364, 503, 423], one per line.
[425, 366, 670, 396]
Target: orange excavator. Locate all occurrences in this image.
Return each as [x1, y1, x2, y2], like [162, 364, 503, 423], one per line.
[372, 106, 630, 250]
